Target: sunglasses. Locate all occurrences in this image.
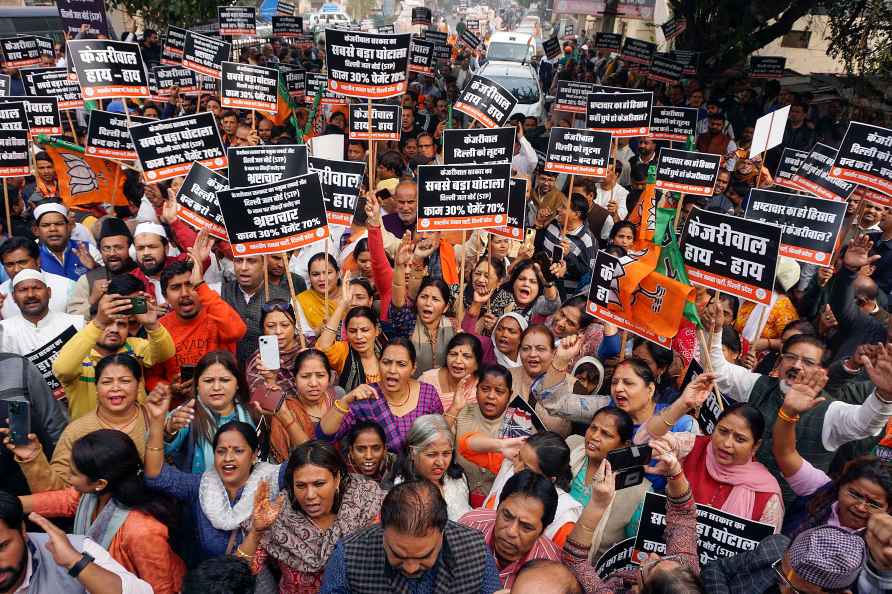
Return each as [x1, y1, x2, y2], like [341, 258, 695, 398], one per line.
[772, 558, 806, 594]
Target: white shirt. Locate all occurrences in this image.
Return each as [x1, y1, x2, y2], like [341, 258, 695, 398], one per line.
[0, 272, 76, 319]
[593, 184, 629, 240]
[512, 136, 538, 177]
[289, 226, 348, 280]
[0, 311, 84, 356]
[135, 197, 160, 224]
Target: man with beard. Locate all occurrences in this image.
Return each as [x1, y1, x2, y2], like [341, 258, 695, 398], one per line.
[131, 222, 188, 306]
[0, 491, 152, 594]
[628, 136, 659, 171]
[33, 203, 99, 282]
[67, 218, 143, 320]
[147, 234, 246, 400]
[0, 237, 75, 318]
[382, 181, 418, 238]
[54, 274, 175, 420]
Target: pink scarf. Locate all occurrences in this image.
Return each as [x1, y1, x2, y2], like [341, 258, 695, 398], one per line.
[705, 442, 783, 523]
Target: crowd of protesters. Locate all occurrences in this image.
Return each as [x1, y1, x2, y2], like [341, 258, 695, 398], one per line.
[2, 10, 892, 594]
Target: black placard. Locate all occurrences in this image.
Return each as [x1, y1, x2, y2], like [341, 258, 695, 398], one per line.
[0, 74, 9, 97]
[454, 75, 518, 129]
[790, 142, 856, 202]
[1, 36, 40, 68]
[67, 40, 149, 100]
[774, 148, 809, 191]
[25, 70, 83, 110]
[671, 49, 698, 76]
[325, 29, 410, 99]
[660, 17, 687, 42]
[182, 31, 231, 80]
[308, 156, 366, 226]
[162, 26, 188, 66]
[417, 163, 511, 231]
[218, 6, 257, 36]
[305, 72, 346, 105]
[221, 61, 278, 112]
[655, 148, 722, 196]
[595, 538, 636, 580]
[466, 20, 480, 32]
[650, 106, 698, 142]
[491, 177, 528, 241]
[422, 30, 448, 45]
[443, 127, 516, 165]
[621, 38, 655, 65]
[280, 65, 305, 99]
[273, 16, 303, 37]
[217, 172, 330, 256]
[277, 1, 295, 15]
[543, 36, 561, 60]
[678, 360, 719, 434]
[829, 122, 892, 198]
[594, 32, 622, 51]
[545, 127, 612, 176]
[0, 96, 61, 136]
[56, 0, 108, 38]
[633, 492, 775, 565]
[744, 188, 847, 266]
[150, 65, 198, 96]
[499, 395, 545, 438]
[176, 163, 229, 240]
[554, 80, 594, 114]
[227, 144, 308, 188]
[25, 326, 78, 400]
[129, 112, 227, 183]
[648, 53, 684, 85]
[749, 56, 786, 79]
[349, 103, 401, 141]
[408, 39, 434, 75]
[377, 25, 395, 34]
[586, 91, 652, 138]
[85, 109, 152, 160]
[0, 102, 30, 177]
[680, 207, 781, 305]
[412, 7, 432, 25]
[459, 29, 481, 50]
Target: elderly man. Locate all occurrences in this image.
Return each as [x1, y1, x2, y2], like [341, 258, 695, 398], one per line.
[320, 480, 501, 594]
[382, 180, 418, 238]
[0, 236, 75, 317]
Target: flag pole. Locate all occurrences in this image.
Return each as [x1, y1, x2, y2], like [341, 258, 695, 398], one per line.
[618, 330, 628, 361]
[562, 173, 575, 237]
[65, 111, 78, 145]
[457, 229, 467, 326]
[263, 256, 270, 301]
[696, 326, 724, 411]
[2, 179, 11, 238]
[367, 99, 375, 190]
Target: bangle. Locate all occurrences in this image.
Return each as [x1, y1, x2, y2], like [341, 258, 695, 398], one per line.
[876, 390, 892, 405]
[550, 360, 568, 373]
[334, 399, 350, 414]
[14, 451, 39, 464]
[777, 408, 800, 423]
[146, 445, 164, 452]
[668, 468, 685, 481]
[322, 325, 337, 334]
[660, 413, 675, 428]
[235, 547, 253, 560]
[444, 413, 457, 421]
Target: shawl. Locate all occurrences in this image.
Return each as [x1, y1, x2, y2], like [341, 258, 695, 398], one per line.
[410, 315, 456, 377]
[492, 312, 528, 369]
[246, 345, 302, 397]
[72, 495, 130, 550]
[269, 390, 335, 463]
[198, 461, 282, 531]
[297, 289, 338, 331]
[704, 441, 783, 520]
[262, 475, 385, 573]
[338, 339, 383, 392]
[345, 451, 395, 483]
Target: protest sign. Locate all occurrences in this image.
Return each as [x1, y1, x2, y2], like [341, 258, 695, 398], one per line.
[655, 148, 722, 196]
[308, 156, 366, 226]
[422, 30, 448, 45]
[648, 54, 684, 85]
[0, 96, 61, 136]
[1, 36, 40, 68]
[0, 102, 30, 177]
[277, 1, 296, 15]
[649, 106, 697, 142]
[595, 538, 637, 579]
[672, 49, 698, 76]
[0, 74, 9, 97]
[56, 0, 108, 38]
[790, 142, 857, 201]
[499, 396, 545, 438]
[67, 40, 149, 100]
[661, 17, 687, 42]
[150, 65, 198, 96]
[466, 19, 480, 32]
[681, 207, 781, 305]
[218, 6, 257, 36]
[217, 172, 329, 255]
[228, 144, 308, 188]
[129, 112, 227, 182]
[25, 326, 78, 400]
[750, 106, 789, 158]
[563, 23, 575, 36]
[412, 7, 432, 25]
[85, 110, 153, 160]
[545, 127, 612, 176]
[25, 70, 83, 110]
[377, 25, 395, 34]
[744, 188, 847, 266]
[621, 38, 655, 65]
[830, 122, 892, 198]
[749, 56, 786, 79]
[349, 103, 401, 141]
[408, 39, 434, 75]
[633, 493, 775, 565]
[306, 72, 346, 105]
[594, 32, 623, 52]
[460, 29, 481, 50]
[454, 75, 518, 129]
[272, 16, 303, 37]
[543, 36, 561, 60]
[175, 163, 229, 240]
[182, 31, 231, 79]
[490, 178, 528, 241]
[162, 26, 188, 66]
[325, 29, 410, 99]
[774, 148, 809, 191]
[586, 91, 652, 138]
[281, 65, 305, 99]
[555, 80, 594, 114]
[443, 127, 516, 165]
[32, 36, 53, 62]
[861, 187, 892, 208]
[221, 62, 278, 112]
[417, 163, 511, 231]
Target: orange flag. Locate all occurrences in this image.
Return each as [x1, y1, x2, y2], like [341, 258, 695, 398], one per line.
[44, 146, 126, 208]
[628, 178, 656, 250]
[627, 269, 694, 339]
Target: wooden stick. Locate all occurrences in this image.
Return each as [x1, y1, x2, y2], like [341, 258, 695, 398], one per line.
[2, 179, 11, 238]
[674, 192, 686, 227]
[283, 251, 306, 349]
[323, 235, 330, 315]
[754, 150, 767, 189]
[457, 229, 468, 325]
[366, 99, 375, 190]
[562, 174, 575, 237]
[263, 255, 270, 301]
[618, 330, 628, 361]
[65, 111, 78, 144]
[252, 110, 257, 131]
[195, 89, 202, 115]
[696, 326, 724, 411]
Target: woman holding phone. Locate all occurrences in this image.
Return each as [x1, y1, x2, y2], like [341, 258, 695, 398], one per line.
[246, 300, 302, 413]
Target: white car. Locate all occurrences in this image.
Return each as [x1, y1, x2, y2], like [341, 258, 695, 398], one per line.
[486, 31, 536, 63]
[477, 61, 545, 121]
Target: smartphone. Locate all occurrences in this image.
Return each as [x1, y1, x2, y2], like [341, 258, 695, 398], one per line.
[7, 400, 30, 446]
[551, 245, 564, 264]
[524, 228, 535, 245]
[614, 466, 646, 490]
[606, 444, 652, 471]
[129, 296, 148, 315]
[181, 365, 196, 382]
[353, 195, 369, 226]
[258, 335, 281, 370]
[254, 389, 285, 414]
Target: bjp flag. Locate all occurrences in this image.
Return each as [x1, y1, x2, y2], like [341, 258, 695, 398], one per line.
[259, 72, 300, 129]
[628, 270, 694, 339]
[628, 170, 657, 249]
[45, 146, 127, 208]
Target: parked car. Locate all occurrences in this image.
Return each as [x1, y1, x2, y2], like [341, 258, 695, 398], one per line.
[476, 60, 545, 121]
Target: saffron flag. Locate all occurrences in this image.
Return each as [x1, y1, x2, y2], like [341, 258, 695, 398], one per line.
[259, 71, 299, 129]
[654, 207, 702, 327]
[44, 145, 126, 208]
[628, 165, 657, 249]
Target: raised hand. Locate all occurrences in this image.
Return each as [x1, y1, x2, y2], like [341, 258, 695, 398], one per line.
[649, 437, 682, 477]
[498, 436, 527, 461]
[590, 459, 616, 503]
[343, 384, 379, 405]
[395, 232, 414, 268]
[165, 398, 195, 433]
[679, 372, 718, 409]
[553, 334, 583, 370]
[781, 367, 828, 416]
[365, 192, 383, 228]
[74, 243, 96, 270]
[843, 235, 880, 272]
[867, 513, 892, 571]
[29, 513, 83, 569]
[251, 480, 285, 532]
[864, 343, 892, 401]
[145, 383, 172, 424]
[701, 301, 724, 334]
[160, 197, 178, 225]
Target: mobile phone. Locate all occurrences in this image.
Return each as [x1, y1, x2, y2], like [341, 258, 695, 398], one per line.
[7, 400, 30, 446]
[254, 390, 286, 414]
[551, 245, 564, 264]
[606, 444, 652, 471]
[375, 188, 392, 200]
[614, 466, 646, 490]
[353, 195, 369, 226]
[259, 335, 281, 370]
[129, 296, 148, 315]
[181, 365, 196, 382]
[524, 228, 535, 245]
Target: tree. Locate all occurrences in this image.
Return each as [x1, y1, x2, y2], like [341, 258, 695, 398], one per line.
[107, 0, 219, 32]
[825, 0, 892, 75]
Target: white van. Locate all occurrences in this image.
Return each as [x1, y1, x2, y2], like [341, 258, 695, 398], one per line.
[307, 11, 351, 32]
[486, 31, 535, 63]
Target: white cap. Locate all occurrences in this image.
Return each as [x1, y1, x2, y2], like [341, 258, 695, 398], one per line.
[12, 269, 46, 288]
[33, 202, 68, 222]
[134, 222, 168, 240]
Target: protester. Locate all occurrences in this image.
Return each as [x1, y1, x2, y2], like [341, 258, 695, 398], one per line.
[314, 291, 384, 392]
[343, 420, 394, 482]
[296, 253, 342, 339]
[0, 236, 76, 318]
[33, 203, 98, 282]
[419, 333, 481, 416]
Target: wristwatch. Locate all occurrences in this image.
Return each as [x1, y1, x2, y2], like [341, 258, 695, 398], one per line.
[68, 552, 95, 578]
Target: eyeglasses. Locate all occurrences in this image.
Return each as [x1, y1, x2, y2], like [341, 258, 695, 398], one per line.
[261, 301, 295, 317]
[772, 558, 806, 594]
[779, 353, 820, 368]
[639, 554, 685, 583]
[844, 487, 886, 511]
